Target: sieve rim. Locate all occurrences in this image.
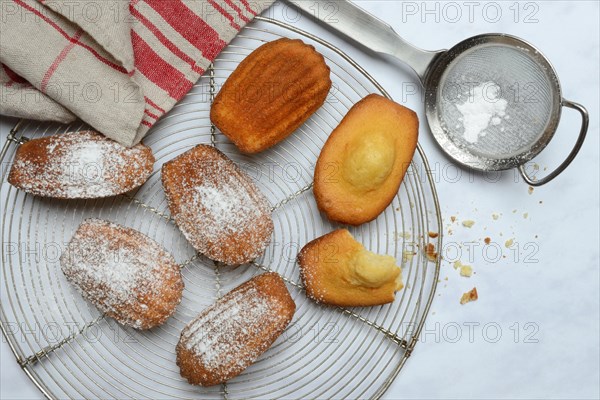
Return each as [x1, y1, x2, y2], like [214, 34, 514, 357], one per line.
[424, 33, 563, 171]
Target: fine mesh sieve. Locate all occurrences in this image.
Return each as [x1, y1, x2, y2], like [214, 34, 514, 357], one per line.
[290, 0, 589, 186]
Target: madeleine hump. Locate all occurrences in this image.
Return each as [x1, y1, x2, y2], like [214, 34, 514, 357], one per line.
[314, 94, 418, 225]
[298, 229, 403, 307]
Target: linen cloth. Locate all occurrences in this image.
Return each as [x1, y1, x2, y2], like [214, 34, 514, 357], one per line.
[0, 0, 273, 146]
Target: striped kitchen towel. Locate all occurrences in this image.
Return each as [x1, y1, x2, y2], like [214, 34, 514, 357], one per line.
[0, 0, 274, 146]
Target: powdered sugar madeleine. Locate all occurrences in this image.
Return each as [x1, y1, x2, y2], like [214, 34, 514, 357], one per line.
[8, 130, 154, 199]
[177, 273, 295, 386]
[162, 145, 274, 265]
[298, 229, 403, 307]
[60, 218, 184, 330]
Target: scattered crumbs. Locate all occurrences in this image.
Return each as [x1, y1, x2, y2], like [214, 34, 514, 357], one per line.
[535, 235, 538, 239]
[448, 229, 454, 235]
[512, 209, 517, 213]
[460, 264, 473, 277]
[492, 213, 500, 220]
[396, 207, 400, 211]
[460, 288, 478, 305]
[528, 186, 534, 195]
[462, 220, 475, 228]
[428, 231, 439, 238]
[544, 167, 548, 171]
[523, 213, 529, 219]
[444, 277, 448, 281]
[484, 237, 491, 245]
[425, 243, 438, 262]
[505, 238, 514, 248]
[450, 216, 457, 223]
[539, 200, 543, 204]
[533, 163, 540, 171]
[454, 260, 473, 277]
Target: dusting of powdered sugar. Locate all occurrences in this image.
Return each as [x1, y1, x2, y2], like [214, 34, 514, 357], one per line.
[9, 131, 153, 198]
[191, 175, 262, 242]
[455, 81, 509, 143]
[60, 218, 182, 329]
[179, 283, 289, 381]
[163, 145, 273, 265]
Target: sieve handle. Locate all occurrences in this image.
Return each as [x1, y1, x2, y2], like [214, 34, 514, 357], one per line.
[286, 0, 443, 81]
[519, 100, 589, 186]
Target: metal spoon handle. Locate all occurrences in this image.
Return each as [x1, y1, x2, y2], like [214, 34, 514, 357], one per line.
[287, 0, 442, 81]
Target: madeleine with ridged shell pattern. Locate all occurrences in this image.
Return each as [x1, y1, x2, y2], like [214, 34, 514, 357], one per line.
[8, 130, 154, 199]
[60, 219, 184, 330]
[177, 273, 296, 386]
[161, 145, 274, 265]
[211, 38, 332, 153]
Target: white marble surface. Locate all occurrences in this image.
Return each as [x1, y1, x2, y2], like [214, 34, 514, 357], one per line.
[1, 1, 599, 399]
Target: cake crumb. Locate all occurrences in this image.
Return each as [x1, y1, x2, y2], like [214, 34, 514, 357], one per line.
[484, 237, 491, 245]
[453, 260, 467, 270]
[402, 250, 415, 262]
[428, 231, 439, 238]
[492, 213, 500, 220]
[460, 288, 478, 305]
[462, 220, 475, 228]
[454, 260, 473, 277]
[523, 213, 528, 219]
[396, 231, 411, 240]
[460, 265, 473, 277]
[505, 238, 514, 248]
[425, 243, 438, 261]
[450, 216, 457, 223]
[528, 186, 534, 195]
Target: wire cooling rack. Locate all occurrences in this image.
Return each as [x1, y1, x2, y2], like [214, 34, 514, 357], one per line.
[0, 16, 442, 400]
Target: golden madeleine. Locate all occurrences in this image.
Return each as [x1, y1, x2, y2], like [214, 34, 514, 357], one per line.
[314, 94, 418, 225]
[211, 38, 331, 153]
[298, 229, 403, 307]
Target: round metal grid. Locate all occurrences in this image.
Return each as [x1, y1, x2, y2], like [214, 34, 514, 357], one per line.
[0, 17, 442, 400]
